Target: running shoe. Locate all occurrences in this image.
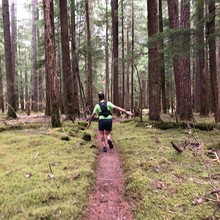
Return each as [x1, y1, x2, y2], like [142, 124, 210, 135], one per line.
[107, 139, 114, 149]
[102, 146, 107, 152]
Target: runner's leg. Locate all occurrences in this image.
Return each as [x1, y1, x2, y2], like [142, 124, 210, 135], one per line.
[99, 120, 107, 152]
[99, 130, 105, 147]
[105, 130, 111, 141]
[99, 130, 107, 152]
[105, 130, 114, 149]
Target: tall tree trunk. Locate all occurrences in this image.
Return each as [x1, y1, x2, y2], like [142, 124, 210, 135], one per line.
[60, 0, 75, 120]
[70, 0, 80, 117]
[167, 0, 192, 120]
[38, 69, 43, 112]
[57, 25, 64, 114]
[166, 73, 171, 111]
[105, 0, 110, 100]
[11, 0, 18, 110]
[17, 46, 24, 111]
[37, 10, 43, 112]
[121, 0, 125, 108]
[178, 0, 192, 120]
[194, 1, 205, 113]
[111, 0, 119, 112]
[2, 0, 17, 119]
[0, 59, 4, 113]
[44, 0, 61, 127]
[85, 0, 93, 110]
[216, 43, 220, 121]
[25, 60, 30, 115]
[148, 0, 161, 121]
[19, 71, 24, 111]
[200, 45, 210, 115]
[167, 0, 180, 114]
[159, 0, 167, 114]
[207, 0, 218, 118]
[200, 1, 210, 116]
[45, 52, 51, 116]
[125, 26, 130, 110]
[131, 0, 134, 112]
[141, 73, 147, 108]
[32, 0, 38, 112]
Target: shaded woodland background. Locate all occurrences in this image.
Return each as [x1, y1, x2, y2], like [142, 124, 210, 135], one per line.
[1, 0, 220, 126]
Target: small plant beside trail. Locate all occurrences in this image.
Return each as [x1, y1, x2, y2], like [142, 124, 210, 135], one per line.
[113, 117, 220, 220]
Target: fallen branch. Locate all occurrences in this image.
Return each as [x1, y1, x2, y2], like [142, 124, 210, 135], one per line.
[171, 141, 183, 153]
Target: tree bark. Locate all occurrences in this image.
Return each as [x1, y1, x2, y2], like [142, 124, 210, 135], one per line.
[167, 0, 180, 114]
[131, 0, 134, 112]
[44, 0, 61, 127]
[0, 59, 4, 113]
[25, 60, 30, 115]
[141, 73, 147, 108]
[125, 26, 130, 110]
[85, 0, 93, 111]
[148, 0, 161, 121]
[159, 0, 167, 114]
[32, 0, 38, 112]
[105, 0, 110, 101]
[167, 0, 192, 121]
[70, 0, 80, 117]
[2, 0, 17, 119]
[19, 71, 24, 111]
[207, 0, 218, 119]
[178, 0, 192, 120]
[121, 0, 125, 108]
[60, 0, 75, 120]
[194, 1, 205, 113]
[11, 0, 18, 111]
[111, 0, 119, 112]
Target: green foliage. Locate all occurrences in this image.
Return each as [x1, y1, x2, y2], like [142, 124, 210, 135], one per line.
[0, 122, 97, 219]
[113, 116, 220, 220]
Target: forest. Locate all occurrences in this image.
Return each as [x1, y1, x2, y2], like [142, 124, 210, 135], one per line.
[0, 0, 219, 125]
[0, 0, 220, 219]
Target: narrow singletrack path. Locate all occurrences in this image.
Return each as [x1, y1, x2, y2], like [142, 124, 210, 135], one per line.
[84, 130, 134, 220]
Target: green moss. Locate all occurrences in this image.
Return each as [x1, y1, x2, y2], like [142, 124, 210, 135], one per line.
[113, 118, 220, 220]
[0, 122, 97, 219]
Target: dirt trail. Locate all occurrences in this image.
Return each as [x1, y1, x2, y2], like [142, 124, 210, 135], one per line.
[84, 130, 134, 220]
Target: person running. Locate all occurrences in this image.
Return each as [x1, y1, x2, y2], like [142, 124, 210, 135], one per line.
[86, 92, 133, 152]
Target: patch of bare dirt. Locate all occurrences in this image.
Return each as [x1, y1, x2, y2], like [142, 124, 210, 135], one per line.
[84, 130, 134, 220]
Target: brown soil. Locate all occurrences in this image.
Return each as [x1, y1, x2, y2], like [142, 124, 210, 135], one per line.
[84, 130, 134, 220]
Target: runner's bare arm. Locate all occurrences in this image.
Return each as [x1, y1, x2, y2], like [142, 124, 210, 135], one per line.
[114, 106, 133, 116]
[86, 113, 96, 129]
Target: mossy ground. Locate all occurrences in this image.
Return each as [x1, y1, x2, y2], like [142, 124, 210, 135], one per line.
[1, 113, 220, 220]
[113, 116, 220, 220]
[0, 121, 97, 220]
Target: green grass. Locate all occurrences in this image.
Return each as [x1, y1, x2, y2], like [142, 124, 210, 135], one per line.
[113, 117, 220, 220]
[0, 121, 97, 220]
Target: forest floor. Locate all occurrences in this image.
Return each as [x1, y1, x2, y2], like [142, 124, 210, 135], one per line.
[0, 113, 52, 125]
[1, 113, 220, 219]
[0, 113, 134, 219]
[84, 129, 134, 220]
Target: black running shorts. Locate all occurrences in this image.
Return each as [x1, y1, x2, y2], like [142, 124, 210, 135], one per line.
[98, 119, 112, 131]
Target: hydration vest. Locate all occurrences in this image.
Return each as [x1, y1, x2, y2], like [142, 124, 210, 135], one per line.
[98, 102, 112, 117]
